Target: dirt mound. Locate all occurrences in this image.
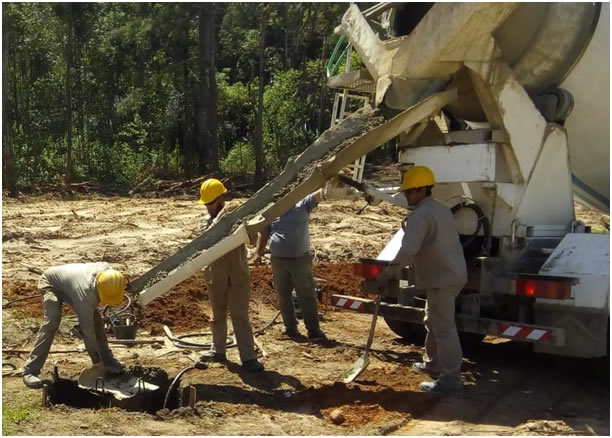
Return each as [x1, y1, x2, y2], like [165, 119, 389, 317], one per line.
[141, 273, 210, 334]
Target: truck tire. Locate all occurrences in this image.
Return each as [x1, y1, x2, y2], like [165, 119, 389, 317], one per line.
[384, 316, 426, 344]
[590, 318, 609, 380]
[458, 332, 485, 351]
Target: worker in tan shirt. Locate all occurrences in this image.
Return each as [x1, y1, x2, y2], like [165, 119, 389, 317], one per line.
[376, 166, 467, 393]
[198, 178, 263, 372]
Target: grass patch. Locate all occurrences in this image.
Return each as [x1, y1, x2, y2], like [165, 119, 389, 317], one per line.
[2, 396, 42, 435]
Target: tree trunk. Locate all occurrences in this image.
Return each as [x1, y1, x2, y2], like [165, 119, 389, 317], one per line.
[254, 5, 266, 183]
[208, 5, 219, 171]
[317, 36, 328, 135]
[183, 30, 194, 177]
[198, 4, 211, 173]
[2, 4, 17, 197]
[198, 3, 219, 173]
[64, 4, 74, 184]
[76, 39, 87, 174]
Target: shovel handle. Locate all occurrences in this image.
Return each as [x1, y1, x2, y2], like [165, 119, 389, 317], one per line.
[364, 294, 382, 352]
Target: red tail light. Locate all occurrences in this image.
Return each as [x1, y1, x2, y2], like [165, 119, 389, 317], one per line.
[353, 263, 385, 279]
[515, 278, 572, 299]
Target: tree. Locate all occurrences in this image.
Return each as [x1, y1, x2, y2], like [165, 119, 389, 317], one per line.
[52, 3, 76, 184]
[198, 3, 219, 172]
[2, 4, 17, 196]
[253, 4, 267, 183]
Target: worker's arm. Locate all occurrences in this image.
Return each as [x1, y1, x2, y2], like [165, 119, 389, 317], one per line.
[376, 213, 427, 287]
[253, 227, 271, 265]
[313, 188, 324, 204]
[78, 308, 104, 365]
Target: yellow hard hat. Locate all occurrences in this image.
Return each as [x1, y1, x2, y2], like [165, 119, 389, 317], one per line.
[400, 166, 435, 191]
[199, 178, 227, 205]
[96, 269, 126, 306]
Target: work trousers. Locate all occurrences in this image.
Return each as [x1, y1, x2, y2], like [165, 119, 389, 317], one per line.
[423, 286, 463, 385]
[203, 245, 256, 363]
[24, 278, 114, 375]
[270, 253, 320, 332]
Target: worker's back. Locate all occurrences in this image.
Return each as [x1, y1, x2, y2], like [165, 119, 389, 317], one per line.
[405, 198, 466, 289]
[41, 262, 109, 311]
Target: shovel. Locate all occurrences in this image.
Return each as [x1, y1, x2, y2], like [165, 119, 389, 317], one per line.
[343, 293, 383, 383]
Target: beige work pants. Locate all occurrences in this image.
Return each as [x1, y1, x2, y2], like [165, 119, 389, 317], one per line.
[203, 245, 256, 363]
[423, 286, 463, 385]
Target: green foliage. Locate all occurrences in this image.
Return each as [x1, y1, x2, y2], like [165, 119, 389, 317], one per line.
[216, 76, 254, 156]
[3, 2, 348, 191]
[263, 64, 322, 172]
[220, 141, 255, 176]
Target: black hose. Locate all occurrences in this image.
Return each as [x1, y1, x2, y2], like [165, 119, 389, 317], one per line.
[3, 295, 39, 308]
[163, 365, 195, 409]
[254, 310, 281, 335]
[166, 311, 282, 350]
[451, 201, 491, 256]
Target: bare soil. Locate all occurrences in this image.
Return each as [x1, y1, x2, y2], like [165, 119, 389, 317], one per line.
[2, 183, 609, 436]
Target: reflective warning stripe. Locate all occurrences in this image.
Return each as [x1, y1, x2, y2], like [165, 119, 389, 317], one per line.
[332, 296, 366, 311]
[499, 324, 552, 341]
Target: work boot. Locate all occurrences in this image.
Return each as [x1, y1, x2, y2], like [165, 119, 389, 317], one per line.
[412, 362, 440, 377]
[242, 359, 264, 372]
[307, 328, 328, 342]
[199, 351, 227, 363]
[23, 373, 43, 389]
[281, 326, 302, 339]
[419, 380, 463, 394]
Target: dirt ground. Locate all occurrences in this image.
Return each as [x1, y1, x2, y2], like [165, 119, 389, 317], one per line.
[1, 179, 609, 436]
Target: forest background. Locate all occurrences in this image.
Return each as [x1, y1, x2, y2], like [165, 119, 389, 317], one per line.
[3, 2, 386, 196]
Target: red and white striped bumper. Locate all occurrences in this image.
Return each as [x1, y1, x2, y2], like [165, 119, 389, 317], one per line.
[498, 324, 552, 342]
[332, 296, 366, 311]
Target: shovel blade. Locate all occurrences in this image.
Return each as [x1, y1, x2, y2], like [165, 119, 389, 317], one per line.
[342, 354, 370, 384]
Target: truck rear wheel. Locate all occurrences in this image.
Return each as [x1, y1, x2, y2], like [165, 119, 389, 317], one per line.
[458, 332, 485, 351]
[384, 316, 426, 344]
[384, 316, 485, 350]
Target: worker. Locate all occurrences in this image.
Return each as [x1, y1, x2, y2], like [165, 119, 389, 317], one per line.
[22, 263, 127, 389]
[253, 188, 328, 343]
[198, 178, 264, 372]
[375, 166, 467, 393]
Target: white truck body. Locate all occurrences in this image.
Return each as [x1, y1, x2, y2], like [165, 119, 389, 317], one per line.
[329, 2, 610, 359]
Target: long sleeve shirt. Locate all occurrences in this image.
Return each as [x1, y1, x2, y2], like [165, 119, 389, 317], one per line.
[40, 262, 111, 362]
[392, 197, 467, 289]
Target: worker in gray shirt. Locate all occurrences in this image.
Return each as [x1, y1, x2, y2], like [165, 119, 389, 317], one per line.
[254, 189, 328, 342]
[376, 166, 467, 393]
[23, 263, 127, 389]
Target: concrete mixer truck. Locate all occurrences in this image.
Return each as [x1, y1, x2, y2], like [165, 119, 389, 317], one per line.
[328, 2, 609, 365]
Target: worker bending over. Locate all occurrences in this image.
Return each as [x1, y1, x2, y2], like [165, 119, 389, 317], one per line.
[254, 189, 328, 342]
[23, 263, 126, 389]
[198, 178, 264, 372]
[376, 166, 467, 393]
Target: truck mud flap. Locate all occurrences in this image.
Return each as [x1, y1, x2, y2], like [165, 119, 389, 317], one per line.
[331, 294, 565, 347]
